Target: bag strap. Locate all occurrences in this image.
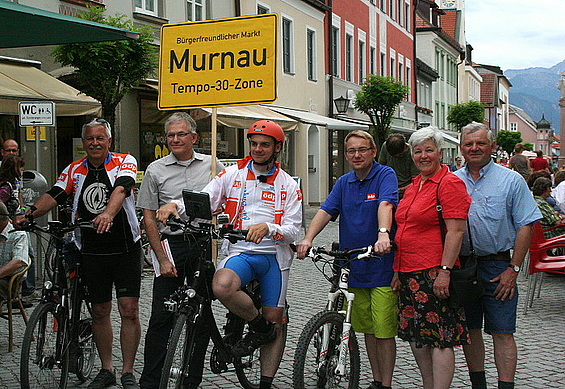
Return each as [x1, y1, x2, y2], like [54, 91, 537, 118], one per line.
[436, 174, 476, 259]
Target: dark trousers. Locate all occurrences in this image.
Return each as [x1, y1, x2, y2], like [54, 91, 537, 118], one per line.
[140, 236, 211, 389]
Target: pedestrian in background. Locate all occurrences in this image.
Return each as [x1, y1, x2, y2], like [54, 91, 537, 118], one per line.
[378, 133, 419, 199]
[508, 143, 530, 180]
[530, 150, 549, 172]
[454, 122, 541, 389]
[298, 130, 398, 389]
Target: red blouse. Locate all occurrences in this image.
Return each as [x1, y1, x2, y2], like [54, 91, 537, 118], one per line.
[394, 165, 471, 272]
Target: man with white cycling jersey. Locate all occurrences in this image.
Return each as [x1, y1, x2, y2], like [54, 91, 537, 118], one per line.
[159, 120, 302, 389]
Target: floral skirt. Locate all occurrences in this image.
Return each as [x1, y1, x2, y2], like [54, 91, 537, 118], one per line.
[398, 268, 470, 348]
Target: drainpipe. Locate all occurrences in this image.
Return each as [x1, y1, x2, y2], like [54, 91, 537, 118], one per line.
[327, 0, 334, 191]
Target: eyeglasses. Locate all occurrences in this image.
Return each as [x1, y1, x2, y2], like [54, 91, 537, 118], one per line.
[2, 149, 18, 153]
[345, 147, 374, 156]
[166, 132, 192, 139]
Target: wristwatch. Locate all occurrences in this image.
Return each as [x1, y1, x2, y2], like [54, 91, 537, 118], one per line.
[378, 228, 389, 234]
[508, 264, 520, 272]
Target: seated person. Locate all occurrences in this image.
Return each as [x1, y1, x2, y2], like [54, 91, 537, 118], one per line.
[532, 177, 565, 239]
[0, 201, 29, 300]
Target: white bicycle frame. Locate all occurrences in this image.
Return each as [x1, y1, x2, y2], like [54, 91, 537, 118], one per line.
[315, 246, 372, 379]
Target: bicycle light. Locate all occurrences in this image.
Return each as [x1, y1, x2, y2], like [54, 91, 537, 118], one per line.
[163, 300, 177, 312]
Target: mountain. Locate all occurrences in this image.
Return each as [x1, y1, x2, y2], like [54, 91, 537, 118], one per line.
[505, 60, 565, 135]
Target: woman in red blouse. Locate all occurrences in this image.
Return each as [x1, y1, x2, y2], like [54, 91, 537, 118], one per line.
[392, 126, 471, 389]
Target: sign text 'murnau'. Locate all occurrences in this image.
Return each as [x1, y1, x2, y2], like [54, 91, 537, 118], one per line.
[169, 48, 267, 73]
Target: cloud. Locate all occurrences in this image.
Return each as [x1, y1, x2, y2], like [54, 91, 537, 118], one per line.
[465, 0, 565, 69]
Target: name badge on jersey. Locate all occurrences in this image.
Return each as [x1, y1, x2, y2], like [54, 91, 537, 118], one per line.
[366, 193, 376, 201]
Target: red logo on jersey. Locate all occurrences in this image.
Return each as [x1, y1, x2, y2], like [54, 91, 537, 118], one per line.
[121, 163, 137, 173]
[261, 191, 276, 202]
[273, 232, 284, 241]
[233, 180, 242, 188]
[366, 193, 376, 201]
[217, 169, 227, 177]
[58, 172, 68, 182]
[281, 191, 287, 201]
[297, 189, 303, 201]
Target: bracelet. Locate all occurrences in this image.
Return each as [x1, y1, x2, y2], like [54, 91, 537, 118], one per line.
[439, 265, 452, 272]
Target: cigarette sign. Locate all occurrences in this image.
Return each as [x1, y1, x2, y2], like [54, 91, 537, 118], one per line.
[158, 13, 277, 110]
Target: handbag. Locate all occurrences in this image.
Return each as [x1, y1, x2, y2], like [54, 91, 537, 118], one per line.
[1, 181, 21, 218]
[436, 177, 483, 309]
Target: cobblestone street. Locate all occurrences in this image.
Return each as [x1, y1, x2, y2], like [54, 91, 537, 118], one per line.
[1, 205, 564, 388]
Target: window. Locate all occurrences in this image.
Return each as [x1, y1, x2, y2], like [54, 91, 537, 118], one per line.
[346, 34, 353, 81]
[135, 0, 157, 16]
[187, 0, 204, 21]
[405, 2, 410, 31]
[331, 26, 339, 77]
[510, 122, 518, 131]
[359, 41, 365, 82]
[390, 0, 395, 19]
[257, 4, 269, 14]
[282, 18, 294, 73]
[380, 52, 386, 75]
[370, 47, 376, 74]
[390, 57, 395, 78]
[399, 62, 403, 82]
[380, 0, 386, 12]
[307, 29, 316, 81]
[406, 65, 411, 89]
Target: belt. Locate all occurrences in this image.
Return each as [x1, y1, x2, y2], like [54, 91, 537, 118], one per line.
[461, 250, 511, 262]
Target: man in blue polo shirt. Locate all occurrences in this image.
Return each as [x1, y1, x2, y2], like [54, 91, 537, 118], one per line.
[454, 122, 541, 389]
[297, 130, 398, 389]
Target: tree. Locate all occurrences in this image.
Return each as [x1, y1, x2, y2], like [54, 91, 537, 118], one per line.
[496, 130, 523, 155]
[446, 100, 485, 131]
[51, 6, 158, 136]
[353, 74, 410, 148]
[523, 142, 534, 151]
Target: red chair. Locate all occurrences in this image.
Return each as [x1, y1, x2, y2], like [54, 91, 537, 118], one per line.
[524, 222, 565, 314]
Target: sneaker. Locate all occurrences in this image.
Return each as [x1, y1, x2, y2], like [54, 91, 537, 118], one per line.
[231, 322, 276, 357]
[120, 372, 139, 389]
[366, 382, 382, 389]
[88, 368, 116, 389]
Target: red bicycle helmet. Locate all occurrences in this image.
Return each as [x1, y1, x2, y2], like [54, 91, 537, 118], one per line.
[247, 120, 285, 144]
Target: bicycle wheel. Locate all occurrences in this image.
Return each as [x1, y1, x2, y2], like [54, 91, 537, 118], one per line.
[293, 311, 360, 389]
[72, 299, 95, 382]
[21, 302, 69, 389]
[159, 312, 197, 389]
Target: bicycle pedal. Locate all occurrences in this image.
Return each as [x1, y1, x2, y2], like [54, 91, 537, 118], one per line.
[210, 345, 229, 374]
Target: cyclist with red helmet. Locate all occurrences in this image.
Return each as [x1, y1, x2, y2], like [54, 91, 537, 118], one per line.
[158, 120, 302, 389]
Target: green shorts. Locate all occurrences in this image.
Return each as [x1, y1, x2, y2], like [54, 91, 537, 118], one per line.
[349, 286, 398, 338]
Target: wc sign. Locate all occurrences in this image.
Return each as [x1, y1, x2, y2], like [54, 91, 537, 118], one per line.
[19, 101, 56, 127]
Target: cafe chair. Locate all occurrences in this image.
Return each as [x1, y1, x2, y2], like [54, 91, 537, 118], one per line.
[0, 263, 31, 352]
[524, 223, 565, 314]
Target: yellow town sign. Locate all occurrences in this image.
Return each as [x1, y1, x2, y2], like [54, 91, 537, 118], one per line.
[159, 13, 277, 109]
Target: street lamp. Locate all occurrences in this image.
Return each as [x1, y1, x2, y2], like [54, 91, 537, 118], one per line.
[333, 95, 350, 114]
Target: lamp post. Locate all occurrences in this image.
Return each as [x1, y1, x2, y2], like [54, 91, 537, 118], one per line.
[333, 95, 350, 114]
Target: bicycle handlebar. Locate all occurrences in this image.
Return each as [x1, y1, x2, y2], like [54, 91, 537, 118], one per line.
[18, 218, 95, 236]
[166, 214, 248, 243]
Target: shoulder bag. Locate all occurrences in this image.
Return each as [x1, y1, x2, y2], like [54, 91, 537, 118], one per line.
[436, 175, 483, 309]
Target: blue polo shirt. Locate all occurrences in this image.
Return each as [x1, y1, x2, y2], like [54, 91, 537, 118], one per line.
[454, 160, 541, 256]
[321, 162, 398, 287]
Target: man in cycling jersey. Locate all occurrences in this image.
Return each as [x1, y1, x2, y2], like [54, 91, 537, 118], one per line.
[16, 118, 142, 389]
[159, 120, 302, 389]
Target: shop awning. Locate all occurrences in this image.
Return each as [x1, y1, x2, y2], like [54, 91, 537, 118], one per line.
[0, 59, 102, 116]
[0, 0, 139, 48]
[268, 106, 369, 131]
[196, 105, 298, 131]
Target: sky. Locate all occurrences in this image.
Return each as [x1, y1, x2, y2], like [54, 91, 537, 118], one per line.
[464, 0, 565, 71]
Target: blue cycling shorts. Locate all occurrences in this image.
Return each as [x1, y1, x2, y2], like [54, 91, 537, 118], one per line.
[218, 253, 288, 308]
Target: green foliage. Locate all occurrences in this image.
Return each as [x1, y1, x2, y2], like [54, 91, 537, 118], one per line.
[353, 74, 410, 148]
[496, 130, 523, 155]
[51, 6, 158, 131]
[523, 142, 534, 151]
[446, 100, 485, 131]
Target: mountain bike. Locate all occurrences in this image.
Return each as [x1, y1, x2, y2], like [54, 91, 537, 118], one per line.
[292, 243, 377, 389]
[159, 211, 288, 389]
[20, 218, 96, 389]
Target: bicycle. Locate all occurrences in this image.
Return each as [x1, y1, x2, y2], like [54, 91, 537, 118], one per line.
[20, 218, 97, 389]
[292, 243, 376, 389]
[159, 214, 288, 389]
